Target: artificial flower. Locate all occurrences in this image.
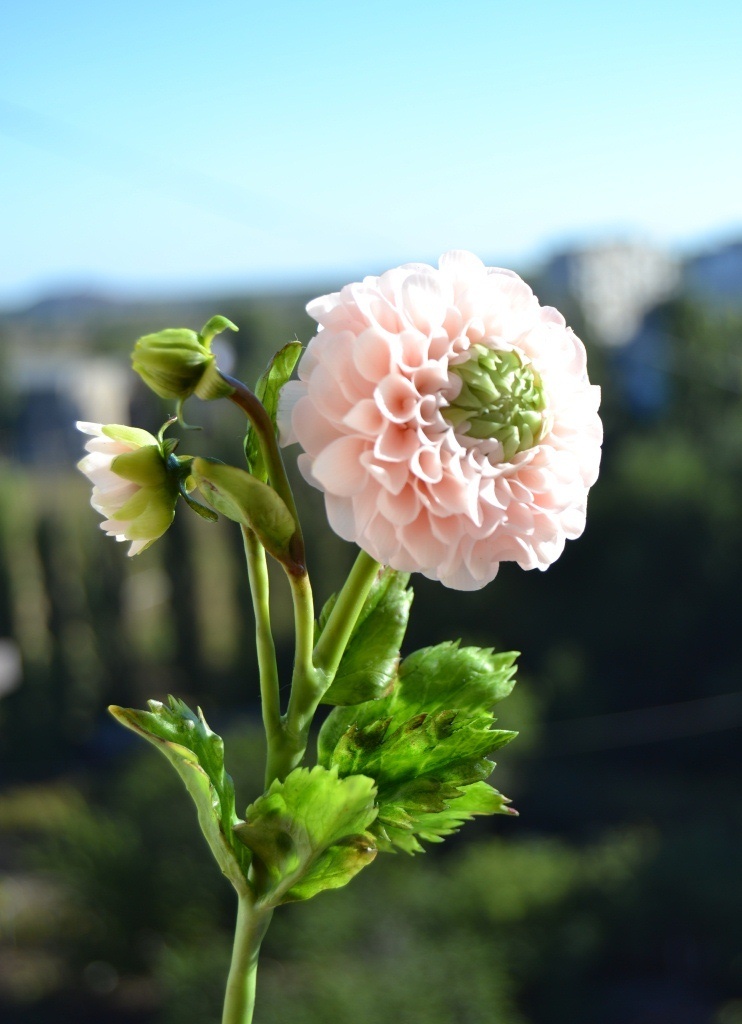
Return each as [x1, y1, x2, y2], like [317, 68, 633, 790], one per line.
[279, 250, 602, 590]
[76, 422, 179, 555]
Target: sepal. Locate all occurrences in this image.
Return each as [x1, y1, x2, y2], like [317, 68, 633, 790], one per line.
[177, 480, 219, 521]
[194, 359, 235, 402]
[109, 698, 251, 894]
[111, 445, 173, 487]
[233, 766, 377, 905]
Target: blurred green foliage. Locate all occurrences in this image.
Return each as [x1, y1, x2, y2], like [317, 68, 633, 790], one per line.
[0, 728, 656, 1023]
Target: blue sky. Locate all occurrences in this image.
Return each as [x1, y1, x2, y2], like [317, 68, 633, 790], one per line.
[1, 0, 740, 307]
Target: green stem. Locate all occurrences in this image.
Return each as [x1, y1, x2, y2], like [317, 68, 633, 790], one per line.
[221, 895, 272, 1024]
[221, 372, 305, 572]
[241, 526, 284, 789]
[313, 549, 381, 678]
[221, 370, 320, 777]
[281, 570, 321, 774]
[277, 550, 381, 776]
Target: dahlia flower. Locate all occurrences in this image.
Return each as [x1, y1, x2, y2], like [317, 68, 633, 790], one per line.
[77, 422, 179, 556]
[279, 250, 602, 591]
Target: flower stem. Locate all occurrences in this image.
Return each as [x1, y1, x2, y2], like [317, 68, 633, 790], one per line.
[279, 551, 380, 779]
[221, 895, 272, 1024]
[312, 548, 381, 678]
[221, 372, 305, 573]
[280, 570, 321, 774]
[241, 526, 284, 789]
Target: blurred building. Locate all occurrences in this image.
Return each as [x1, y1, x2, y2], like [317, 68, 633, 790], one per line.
[538, 241, 680, 348]
[536, 241, 682, 418]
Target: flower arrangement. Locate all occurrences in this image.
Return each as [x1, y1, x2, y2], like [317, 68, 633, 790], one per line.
[77, 251, 601, 1023]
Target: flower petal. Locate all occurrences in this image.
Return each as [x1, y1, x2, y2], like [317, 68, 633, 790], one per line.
[312, 436, 369, 496]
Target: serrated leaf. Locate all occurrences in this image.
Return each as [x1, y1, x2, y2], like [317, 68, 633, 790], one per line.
[398, 642, 518, 716]
[109, 698, 250, 893]
[321, 569, 413, 706]
[233, 766, 377, 905]
[317, 642, 519, 853]
[317, 641, 517, 762]
[330, 709, 516, 853]
[376, 781, 516, 854]
[285, 832, 378, 902]
[245, 341, 303, 480]
[332, 710, 515, 788]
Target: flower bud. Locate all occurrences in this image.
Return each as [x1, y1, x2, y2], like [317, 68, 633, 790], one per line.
[77, 422, 180, 555]
[131, 316, 237, 402]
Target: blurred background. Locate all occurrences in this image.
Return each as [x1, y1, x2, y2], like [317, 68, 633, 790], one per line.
[1, 2, 741, 1022]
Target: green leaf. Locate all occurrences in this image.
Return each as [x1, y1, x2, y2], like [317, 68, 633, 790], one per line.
[396, 642, 518, 716]
[233, 766, 377, 905]
[331, 710, 514, 787]
[191, 458, 296, 563]
[317, 642, 517, 761]
[109, 698, 250, 894]
[320, 568, 413, 706]
[379, 781, 515, 854]
[245, 341, 303, 480]
[317, 642, 519, 854]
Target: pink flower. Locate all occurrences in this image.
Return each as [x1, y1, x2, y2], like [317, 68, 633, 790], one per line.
[279, 251, 602, 591]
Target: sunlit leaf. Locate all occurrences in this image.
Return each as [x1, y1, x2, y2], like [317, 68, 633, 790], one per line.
[109, 698, 250, 893]
[318, 642, 517, 763]
[191, 457, 296, 562]
[233, 766, 377, 904]
[320, 569, 413, 706]
[245, 341, 303, 480]
[318, 643, 518, 853]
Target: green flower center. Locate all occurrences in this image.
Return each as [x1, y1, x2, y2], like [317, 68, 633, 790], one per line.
[443, 345, 549, 460]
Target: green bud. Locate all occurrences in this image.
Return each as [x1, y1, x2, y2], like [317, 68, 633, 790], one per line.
[131, 317, 238, 402]
[444, 345, 549, 460]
